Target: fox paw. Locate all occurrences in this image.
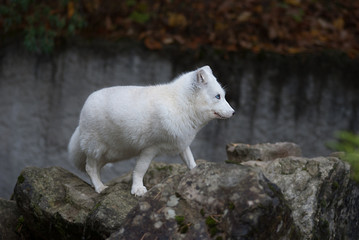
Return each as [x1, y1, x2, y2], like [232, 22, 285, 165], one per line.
[95, 184, 108, 193]
[131, 185, 147, 197]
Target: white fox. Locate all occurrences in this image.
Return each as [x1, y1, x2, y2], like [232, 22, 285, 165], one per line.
[68, 66, 235, 196]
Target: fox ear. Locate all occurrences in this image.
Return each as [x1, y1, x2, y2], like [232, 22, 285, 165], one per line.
[202, 65, 212, 74]
[196, 69, 208, 85]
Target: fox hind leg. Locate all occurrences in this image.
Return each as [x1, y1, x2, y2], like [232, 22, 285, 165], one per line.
[86, 157, 108, 193]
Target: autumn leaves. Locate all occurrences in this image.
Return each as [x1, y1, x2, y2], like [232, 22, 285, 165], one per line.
[1, 0, 358, 56]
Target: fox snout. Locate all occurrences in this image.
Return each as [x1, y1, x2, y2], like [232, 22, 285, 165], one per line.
[214, 102, 235, 119]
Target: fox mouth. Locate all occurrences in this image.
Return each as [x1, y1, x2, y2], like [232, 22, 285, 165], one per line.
[214, 112, 227, 119]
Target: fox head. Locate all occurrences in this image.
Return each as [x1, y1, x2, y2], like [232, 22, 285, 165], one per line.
[193, 66, 235, 121]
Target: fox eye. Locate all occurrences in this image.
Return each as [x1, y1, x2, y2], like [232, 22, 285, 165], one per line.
[215, 94, 221, 100]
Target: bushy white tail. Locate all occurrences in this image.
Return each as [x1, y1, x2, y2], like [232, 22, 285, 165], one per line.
[68, 126, 86, 172]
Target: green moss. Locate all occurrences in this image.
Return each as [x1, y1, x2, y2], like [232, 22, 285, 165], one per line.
[175, 192, 183, 199]
[179, 224, 189, 234]
[332, 181, 339, 191]
[228, 201, 235, 210]
[93, 202, 102, 211]
[320, 199, 327, 208]
[175, 215, 185, 225]
[200, 208, 205, 217]
[206, 216, 219, 237]
[175, 215, 191, 234]
[156, 165, 173, 172]
[16, 215, 25, 231]
[205, 216, 217, 228]
[225, 160, 240, 165]
[17, 174, 25, 184]
[314, 218, 330, 239]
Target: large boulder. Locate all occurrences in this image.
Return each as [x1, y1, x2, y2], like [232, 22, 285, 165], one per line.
[12, 167, 138, 240]
[231, 143, 355, 239]
[11, 162, 188, 240]
[13, 167, 99, 240]
[226, 142, 302, 164]
[110, 162, 300, 240]
[263, 156, 350, 239]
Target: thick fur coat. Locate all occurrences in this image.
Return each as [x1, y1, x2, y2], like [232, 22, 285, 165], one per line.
[68, 66, 235, 196]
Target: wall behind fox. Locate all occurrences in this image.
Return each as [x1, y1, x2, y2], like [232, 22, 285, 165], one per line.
[0, 42, 358, 198]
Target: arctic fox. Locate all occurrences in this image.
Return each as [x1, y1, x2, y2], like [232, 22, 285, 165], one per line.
[68, 66, 235, 196]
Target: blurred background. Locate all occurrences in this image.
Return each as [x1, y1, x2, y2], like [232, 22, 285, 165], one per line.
[0, 0, 358, 199]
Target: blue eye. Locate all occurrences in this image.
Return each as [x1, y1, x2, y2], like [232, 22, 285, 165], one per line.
[215, 94, 221, 100]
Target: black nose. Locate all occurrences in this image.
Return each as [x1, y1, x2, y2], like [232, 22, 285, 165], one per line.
[232, 111, 235, 116]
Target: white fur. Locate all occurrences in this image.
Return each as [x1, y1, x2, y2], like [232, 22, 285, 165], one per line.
[68, 66, 235, 196]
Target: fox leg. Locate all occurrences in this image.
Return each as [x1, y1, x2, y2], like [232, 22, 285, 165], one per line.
[86, 157, 108, 193]
[180, 147, 197, 170]
[131, 148, 157, 196]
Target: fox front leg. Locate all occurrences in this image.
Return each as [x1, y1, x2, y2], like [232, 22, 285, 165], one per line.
[180, 147, 197, 170]
[131, 148, 158, 197]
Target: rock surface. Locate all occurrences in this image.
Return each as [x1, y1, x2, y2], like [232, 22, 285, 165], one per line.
[264, 156, 350, 239]
[13, 167, 99, 239]
[10, 162, 187, 240]
[3, 142, 359, 240]
[226, 142, 302, 163]
[111, 162, 300, 240]
[0, 198, 29, 240]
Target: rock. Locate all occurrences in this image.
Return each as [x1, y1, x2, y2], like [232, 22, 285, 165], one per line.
[7, 144, 359, 240]
[85, 183, 137, 239]
[226, 142, 302, 164]
[13, 167, 98, 240]
[339, 180, 359, 240]
[11, 162, 187, 240]
[110, 162, 300, 240]
[12, 167, 137, 240]
[0, 198, 31, 240]
[262, 156, 350, 239]
[86, 161, 194, 238]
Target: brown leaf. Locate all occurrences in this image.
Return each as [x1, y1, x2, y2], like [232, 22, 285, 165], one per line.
[173, 35, 185, 44]
[144, 37, 162, 50]
[333, 18, 345, 30]
[288, 47, 301, 54]
[285, 0, 301, 6]
[67, 1, 75, 19]
[268, 26, 278, 39]
[226, 44, 238, 52]
[237, 11, 252, 23]
[162, 37, 174, 45]
[168, 13, 187, 28]
[186, 37, 201, 50]
[105, 16, 114, 31]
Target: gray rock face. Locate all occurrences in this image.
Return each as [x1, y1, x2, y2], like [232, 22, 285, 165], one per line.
[112, 162, 300, 240]
[264, 156, 350, 239]
[85, 183, 137, 239]
[231, 143, 356, 240]
[13, 167, 98, 239]
[12, 167, 137, 240]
